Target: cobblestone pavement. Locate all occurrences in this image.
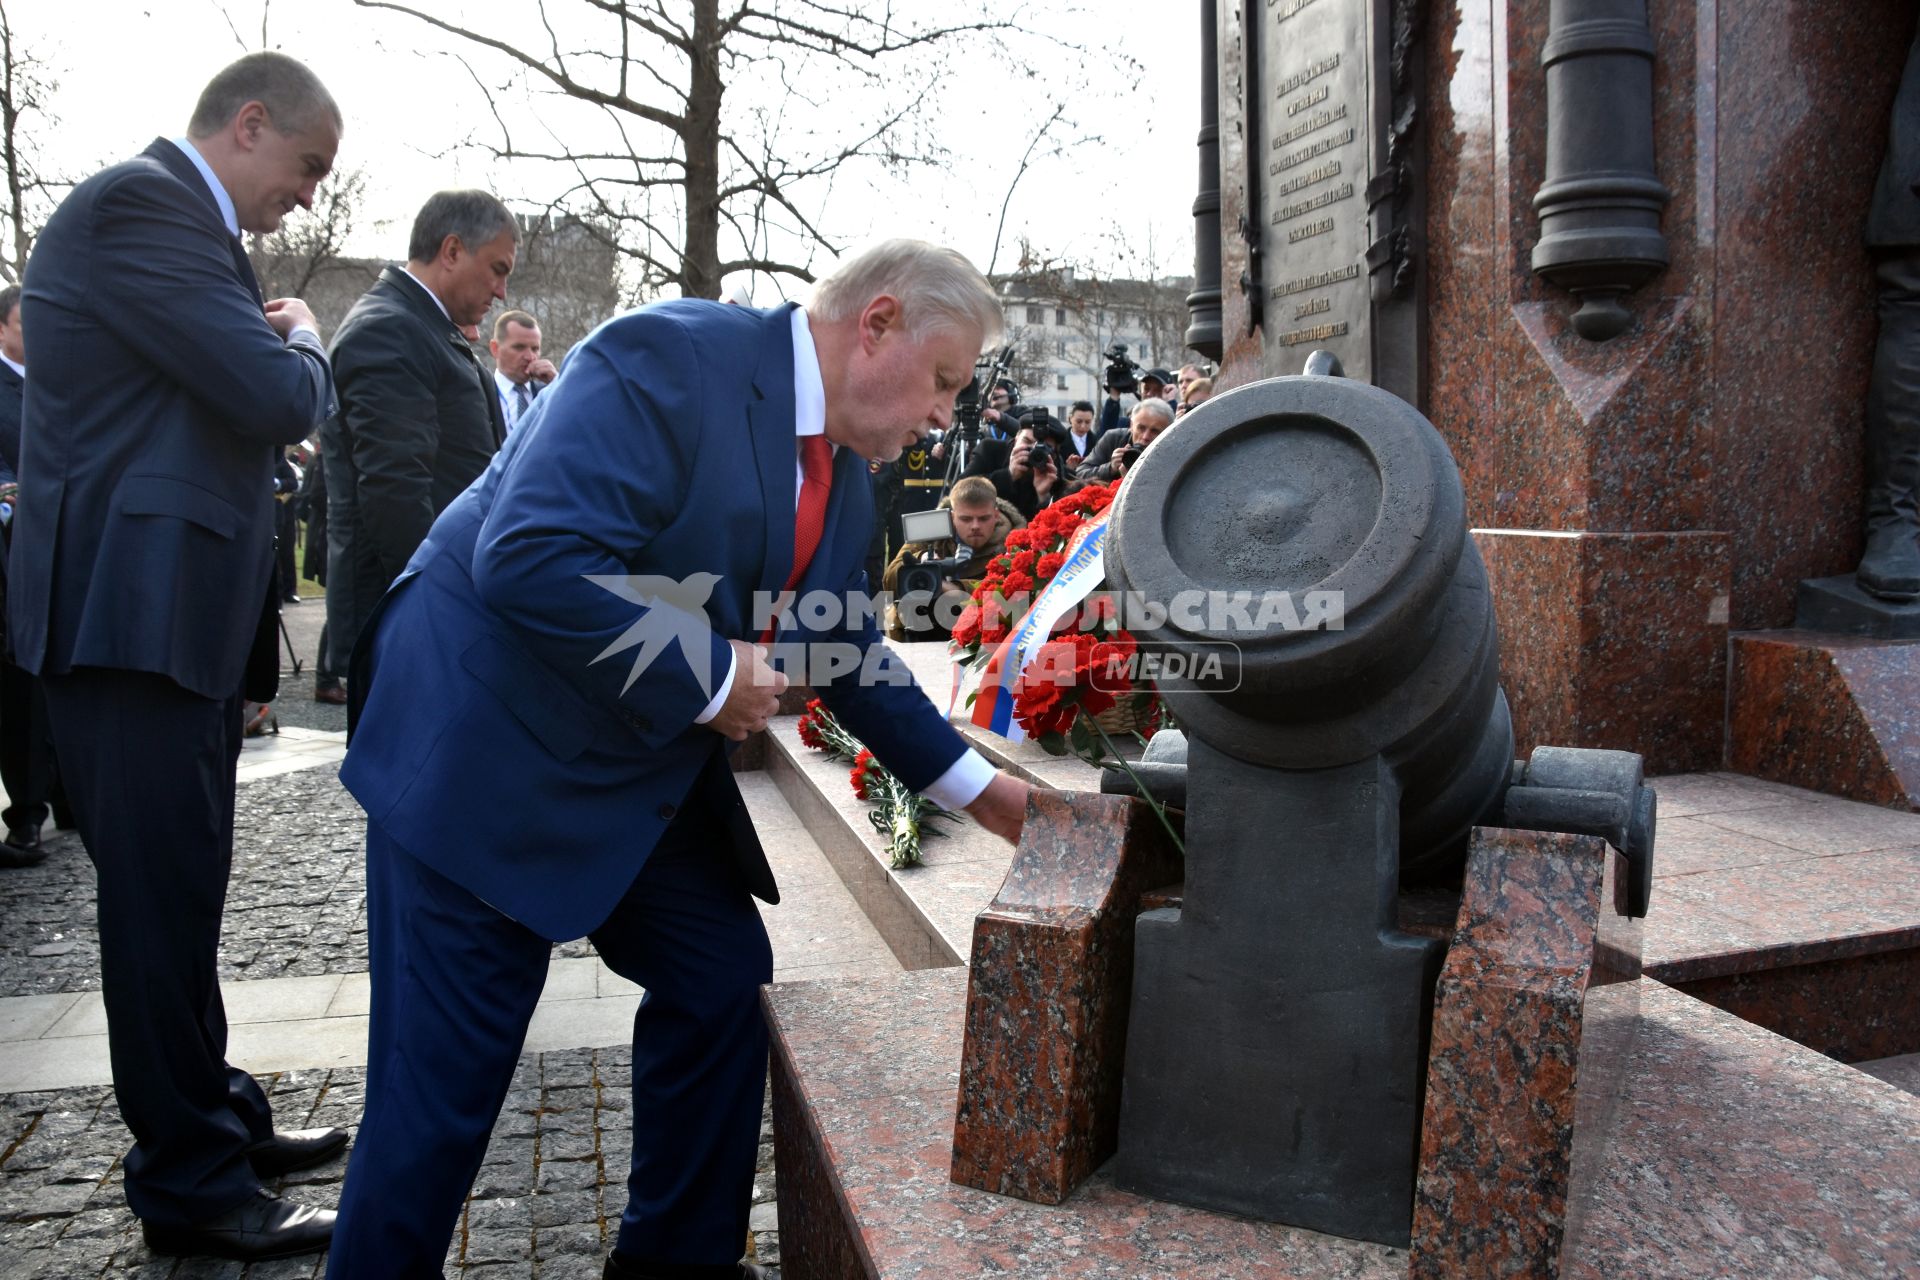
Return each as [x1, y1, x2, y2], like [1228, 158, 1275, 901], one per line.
[0, 1050, 781, 1278]
[265, 596, 346, 736]
[0, 764, 370, 999]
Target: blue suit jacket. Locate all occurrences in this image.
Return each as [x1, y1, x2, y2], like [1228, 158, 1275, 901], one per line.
[9, 139, 336, 699]
[341, 301, 971, 941]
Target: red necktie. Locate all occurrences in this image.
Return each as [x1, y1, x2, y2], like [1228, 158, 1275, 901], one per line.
[760, 436, 834, 645]
[786, 434, 833, 592]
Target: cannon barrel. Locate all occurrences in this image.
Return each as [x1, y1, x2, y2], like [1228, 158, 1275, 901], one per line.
[1106, 372, 1513, 874]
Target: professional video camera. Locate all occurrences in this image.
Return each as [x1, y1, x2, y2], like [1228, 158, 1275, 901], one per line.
[894, 507, 975, 617]
[943, 344, 1017, 487]
[1104, 342, 1145, 395]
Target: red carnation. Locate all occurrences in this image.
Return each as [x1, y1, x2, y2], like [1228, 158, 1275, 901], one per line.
[950, 604, 981, 649]
[797, 714, 825, 750]
[850, 748, 876, 801]
[1036, 552, 1065, 580]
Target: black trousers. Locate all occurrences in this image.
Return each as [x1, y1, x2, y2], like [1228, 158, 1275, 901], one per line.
[275, 500, 300, 601]
[0, 656, 63, 832]
[42, 667, 273, 1225]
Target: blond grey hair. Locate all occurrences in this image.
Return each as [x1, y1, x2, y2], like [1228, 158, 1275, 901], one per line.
[1133, 397, 1175, 428]
[809, 239, 1003, 346]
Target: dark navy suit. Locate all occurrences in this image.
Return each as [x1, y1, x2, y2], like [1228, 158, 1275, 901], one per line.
[329, 301, 970, 1274]
[0, 359, 23, 484]
[10, 139, 335, 1226]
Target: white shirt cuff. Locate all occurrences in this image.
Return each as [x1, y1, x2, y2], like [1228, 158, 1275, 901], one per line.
[287, 323, 321, 346]
[921, 749, 995, 810]
[692, 648, 738, 724]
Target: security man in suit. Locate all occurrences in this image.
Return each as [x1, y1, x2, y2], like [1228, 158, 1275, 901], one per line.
[1862, 27, 1920, 600]
[9, 53, 348, 1260]
[325, 240, 1033, 1279]
[315, 190, 515, 703]
[0, 284, 66, 866]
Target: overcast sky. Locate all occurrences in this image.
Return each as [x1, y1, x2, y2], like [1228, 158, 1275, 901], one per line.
[14, 0, 1203, 302]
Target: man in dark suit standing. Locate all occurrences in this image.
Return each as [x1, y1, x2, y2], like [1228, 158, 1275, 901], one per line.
[0, 284, 62, 866]
[0, 284, 25, 486]
[313, 190, 515, 704]
[10, 53, 348, 1260]
[325, 240, 1031, 1278]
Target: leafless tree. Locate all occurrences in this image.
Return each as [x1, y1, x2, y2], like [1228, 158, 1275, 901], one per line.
[354, 0, 1090, 300]
[248, 165, 374, 300]
[0, 0, 61, 284]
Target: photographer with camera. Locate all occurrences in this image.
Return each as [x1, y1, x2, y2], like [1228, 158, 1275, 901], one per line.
[1076, 396, 1175, 484]
[988, 415, 1069, 521]
[1096, 343, 1178, 441]
[882, 476, 1025, 642]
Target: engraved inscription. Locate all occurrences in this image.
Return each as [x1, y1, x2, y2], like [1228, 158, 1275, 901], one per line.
[1288, 217, 1335, 244]
[1270, 128, 1356, 175]
[1272, 160, 1343, 199]
[1258, 0, 1374, 382]
[1277, 321, 1350, 346]
[1269, 263, 1363, 301]
[1274, 54, 1341, 100]
[1273, 103, 1349, 149]
[1272, 181, 1355, 225]
[1286, 85, 1330, 118]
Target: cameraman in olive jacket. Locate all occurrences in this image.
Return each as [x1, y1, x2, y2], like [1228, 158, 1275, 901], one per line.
[882, 476, 1024, 641]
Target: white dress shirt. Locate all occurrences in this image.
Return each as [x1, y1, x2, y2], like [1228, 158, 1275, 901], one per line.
[691, 305, 994, 810]
[494, 368, 536, 433]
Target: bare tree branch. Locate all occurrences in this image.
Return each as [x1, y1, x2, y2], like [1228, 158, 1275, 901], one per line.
[361, 0, 1092, 299]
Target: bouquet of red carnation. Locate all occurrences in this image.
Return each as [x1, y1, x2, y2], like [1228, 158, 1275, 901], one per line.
[795, 699, 955, 869]
[948, 481, 1160, 756]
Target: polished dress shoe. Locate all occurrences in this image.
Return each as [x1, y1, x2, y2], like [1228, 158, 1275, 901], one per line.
[603, 1252, 776, 1279]
[313, 684, 349, 705]
[0, 827, 47, 869]
[142, 1189, 335, 1261]
[246, 1126, 350, 1177]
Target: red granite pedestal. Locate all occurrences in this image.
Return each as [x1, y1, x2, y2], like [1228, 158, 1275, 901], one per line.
[948, 790, 1182, 1203]
[1727, 631, 1920, 811]
[1414, 0, 1913, 774]
[1410, 828, 1642, 1279]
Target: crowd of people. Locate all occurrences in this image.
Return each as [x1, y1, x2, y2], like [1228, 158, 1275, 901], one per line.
[873, 362, 1214, 641]
[1, 48, 1045, 1280]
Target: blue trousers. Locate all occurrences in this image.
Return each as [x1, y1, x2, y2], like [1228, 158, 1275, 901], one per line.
[327, 812, 774, 1278]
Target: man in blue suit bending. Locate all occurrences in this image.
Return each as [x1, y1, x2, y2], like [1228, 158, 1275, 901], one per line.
[12, 53, 346, 1260]
[329, 240, 1031, 1279]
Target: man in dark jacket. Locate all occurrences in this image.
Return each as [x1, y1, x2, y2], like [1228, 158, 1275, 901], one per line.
[1861, 29, 1920, 600]
[1075, 396, 1175, 485]
[0, 284, 65, 866]
[10, 52, 346, 1260]
[316, 190, 515, 701]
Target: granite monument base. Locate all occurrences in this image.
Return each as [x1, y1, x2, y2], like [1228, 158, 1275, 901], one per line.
[1410, 828, 1642, 1279]
[949, 789, 1181, 1204]
[764, 967, 1920, 1280]
[1796, 574, 1920, 640]
[1726, 631, 1920, 810]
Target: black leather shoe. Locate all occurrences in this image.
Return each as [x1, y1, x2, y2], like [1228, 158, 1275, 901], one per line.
[604, 1252, 777, 1279]
[245, 1126, 350, 1177]
[142, 1189, 335, 1261]
[0, 827, 46, 869]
